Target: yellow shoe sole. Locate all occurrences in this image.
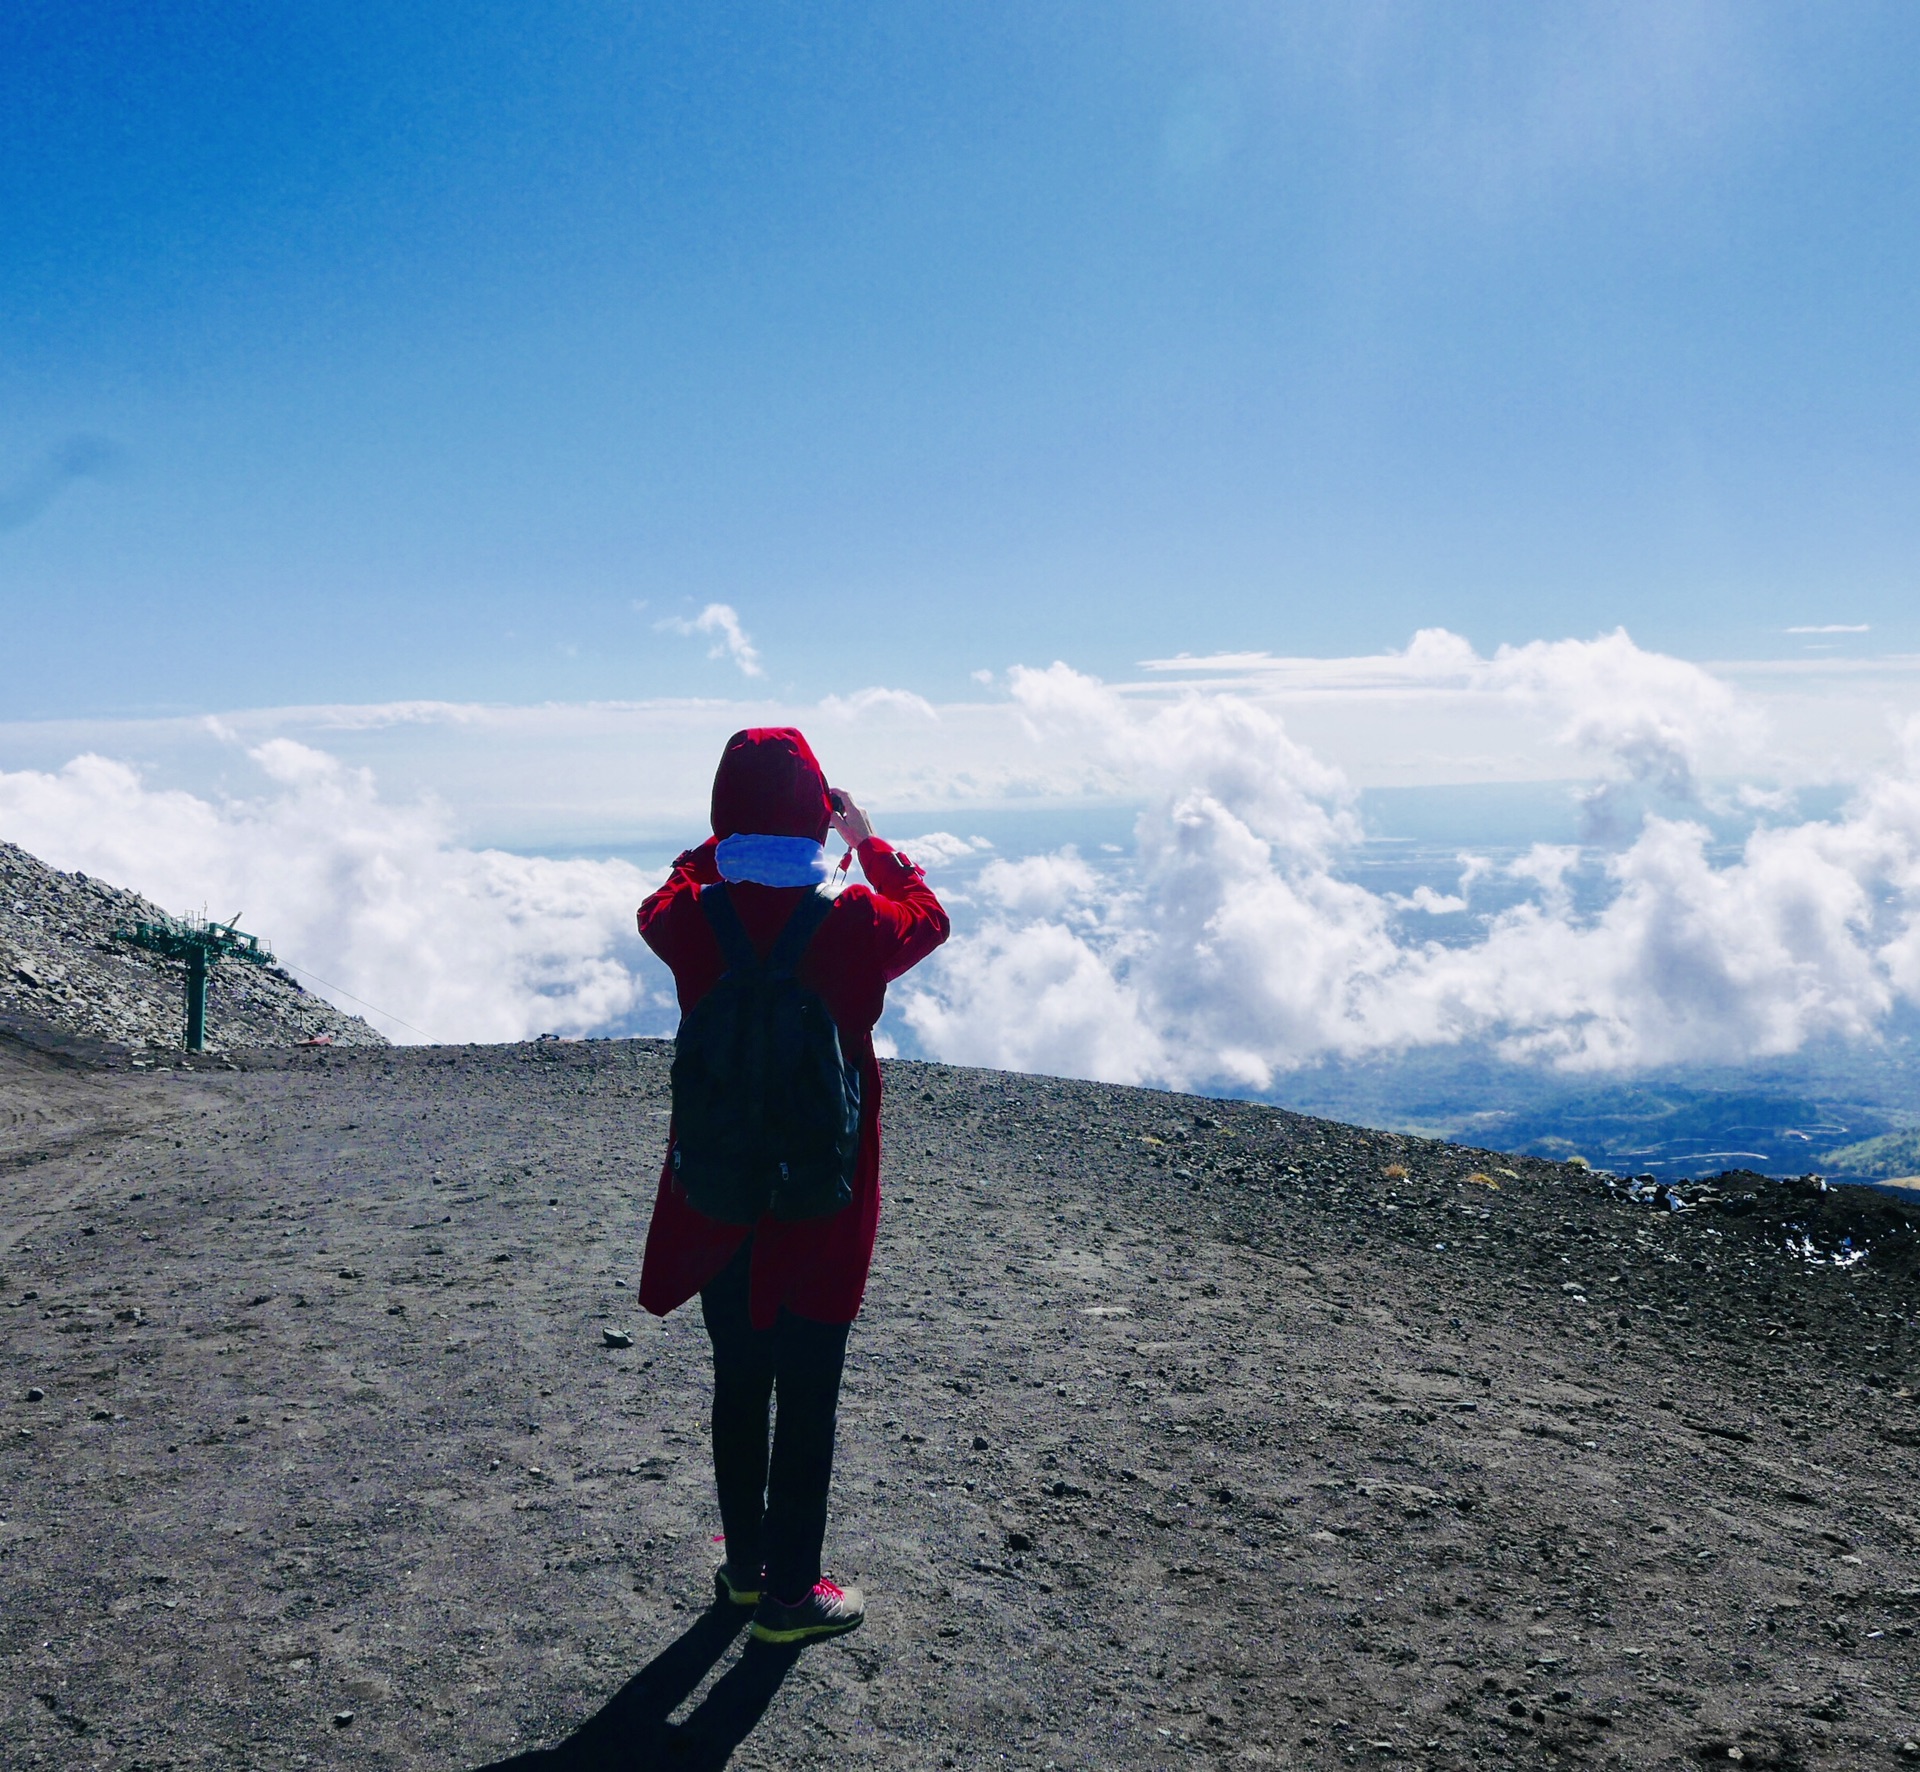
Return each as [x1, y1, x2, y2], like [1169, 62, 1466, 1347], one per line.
[749, 1586, 866, 1643]
[749, 1612, 864, 1644]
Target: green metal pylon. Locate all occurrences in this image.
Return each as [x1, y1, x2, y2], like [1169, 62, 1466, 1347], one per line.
[115, 912, 274, 1052]
[184, 946, 209, 1051]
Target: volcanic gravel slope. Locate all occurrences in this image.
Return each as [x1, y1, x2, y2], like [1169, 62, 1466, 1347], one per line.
[2, 1029, 1918, 1772]
[1, 840, 383, 1051]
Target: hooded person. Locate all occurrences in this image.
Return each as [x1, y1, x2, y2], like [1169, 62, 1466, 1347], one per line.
[637, 727, 949, 1643]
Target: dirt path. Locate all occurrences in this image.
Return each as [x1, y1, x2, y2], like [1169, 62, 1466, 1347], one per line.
[2, 1036, 1917, 1770]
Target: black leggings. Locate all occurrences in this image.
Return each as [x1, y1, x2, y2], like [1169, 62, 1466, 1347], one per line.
[699, 1238, 852, 1604]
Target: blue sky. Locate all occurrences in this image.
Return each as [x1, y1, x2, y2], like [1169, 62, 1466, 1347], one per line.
[12, 7, 1920, 1077]
[5, 1, 1920, 722]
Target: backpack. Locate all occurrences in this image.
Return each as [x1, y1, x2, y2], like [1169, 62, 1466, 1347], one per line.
[667, 883, 861, 1224]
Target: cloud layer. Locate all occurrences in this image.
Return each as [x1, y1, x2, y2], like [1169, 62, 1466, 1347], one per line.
[902, 639, 1920, 1088]
[5, 628, 1920, 1089]
[0, 743, 661, 1043]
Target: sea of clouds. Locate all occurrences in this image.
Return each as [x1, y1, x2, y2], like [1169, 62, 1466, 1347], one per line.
[904, 640, 1920, 1087]
[0, 739, 659, 1044]
[5, 627, 1920, 1085]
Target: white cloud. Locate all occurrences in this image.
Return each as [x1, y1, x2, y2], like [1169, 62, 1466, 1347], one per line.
[1010, 658, 1360, 855]
[8, 627, 1917, 854]
[1477, 628, 1753, 802]
[900, 650, 1920, 1088]
[902, 917, 1163, 1085]
[656, 603, 764, 678]
[1147, 626, 1753, 801]
[818, 686, 938, 721]
[1392, 884, 1468, 915]
[978, 849, 1100, 919]
[303, 700, 492, 732]
[0, 747, 660, 1044]
[10, 626, 1920, 1083]
[1786, 624, 1870, 634]
[900, 831, 994, 869]
[1141, 627, 1777, 817]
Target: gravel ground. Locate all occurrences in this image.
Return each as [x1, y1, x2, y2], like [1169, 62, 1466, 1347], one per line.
[3, 1025, 1918, 1771]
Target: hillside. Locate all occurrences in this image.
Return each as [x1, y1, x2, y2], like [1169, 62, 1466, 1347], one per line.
[2, 1029, 1916, 1770]
[0, 839, 384, 1051]
[1269, 1048, 1919, 1188]
[1824, 1131, 1920, 1185]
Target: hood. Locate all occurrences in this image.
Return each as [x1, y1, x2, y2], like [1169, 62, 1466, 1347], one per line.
[709, 727, 833, 843]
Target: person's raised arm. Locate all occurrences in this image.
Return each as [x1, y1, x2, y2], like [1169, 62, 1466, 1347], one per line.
[827, 788, 950, 980]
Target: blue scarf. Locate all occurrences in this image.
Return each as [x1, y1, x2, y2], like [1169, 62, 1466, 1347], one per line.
[715, 833, 830, 887]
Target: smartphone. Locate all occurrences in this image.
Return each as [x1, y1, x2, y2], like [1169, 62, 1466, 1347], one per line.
[828, 789, 848, 813]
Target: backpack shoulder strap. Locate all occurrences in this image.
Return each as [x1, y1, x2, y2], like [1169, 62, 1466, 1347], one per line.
[765, 887, 835, 974]
[697, 883, 760, 974]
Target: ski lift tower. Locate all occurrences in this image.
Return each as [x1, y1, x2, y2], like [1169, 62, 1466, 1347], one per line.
[115, 913, 274, 1052]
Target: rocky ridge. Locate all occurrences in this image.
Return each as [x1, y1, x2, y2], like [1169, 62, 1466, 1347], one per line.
[0, 839, 384, 1052]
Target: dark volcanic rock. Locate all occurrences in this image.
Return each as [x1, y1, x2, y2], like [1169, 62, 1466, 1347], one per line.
[0, 838, 383, 1051]
[1, 1036, 1917, 1769]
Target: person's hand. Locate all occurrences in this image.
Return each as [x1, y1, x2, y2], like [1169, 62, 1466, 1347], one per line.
[828, 788, 875, 847]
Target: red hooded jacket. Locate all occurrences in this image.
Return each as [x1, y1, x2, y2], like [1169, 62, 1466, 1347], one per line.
[637, 728, 949, 1328]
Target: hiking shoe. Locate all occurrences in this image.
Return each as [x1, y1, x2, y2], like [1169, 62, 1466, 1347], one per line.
[749, 1578, 866, 1644]
[713, 1561, 763, 1608]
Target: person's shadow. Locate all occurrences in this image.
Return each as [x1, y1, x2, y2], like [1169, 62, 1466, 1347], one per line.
[471, 1602, 800, 1771]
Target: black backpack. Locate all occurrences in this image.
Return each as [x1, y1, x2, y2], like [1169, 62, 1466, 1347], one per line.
[668, 883, 861, 1225]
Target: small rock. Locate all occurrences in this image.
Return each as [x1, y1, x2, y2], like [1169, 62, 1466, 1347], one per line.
[1005, 1529, 1034, 1553]
[25, 1387, 45, 1402]
[972, 1435, 989, 1451]
[602, 1327, 634, 1349]
[90, 1407, 113, 1421]
[332, 1709, 355, 1728]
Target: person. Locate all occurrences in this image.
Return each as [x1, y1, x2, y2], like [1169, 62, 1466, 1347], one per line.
[636, 727, 949, 1644]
